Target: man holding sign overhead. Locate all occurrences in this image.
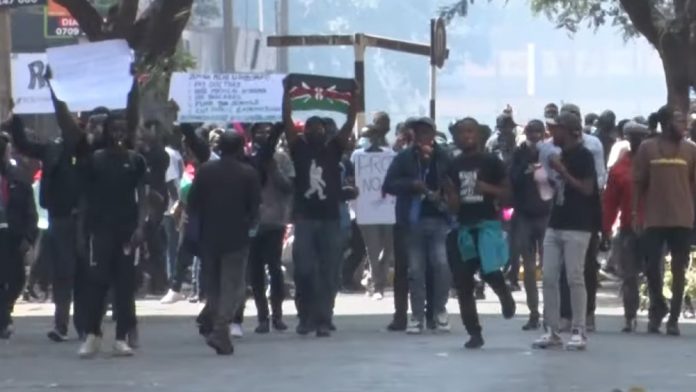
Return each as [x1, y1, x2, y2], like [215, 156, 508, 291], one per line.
[282, 74, 358, 338]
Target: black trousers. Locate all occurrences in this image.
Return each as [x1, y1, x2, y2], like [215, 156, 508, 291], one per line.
[393, 224, 435, 323]
[446, 230, 509, 336]
[249, 227, 286, 321]
[170, 221, 195, 293]
[141, 218, 168, 294]
[643, 227, 691, 323]
[0, 230, 24, 330]
[43, 215, 81, 334]
[85, 229, 137, 340]
[560, 231, 599, 319]
[342, 220, 366, 289]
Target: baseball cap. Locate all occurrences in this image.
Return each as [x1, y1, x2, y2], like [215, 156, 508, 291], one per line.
[406, 116, 436, 131]
[623, 121, 650, 136]
[560, 103, 582, 120]
[556, 112, 583, 135]
[496, 113, 517, 129]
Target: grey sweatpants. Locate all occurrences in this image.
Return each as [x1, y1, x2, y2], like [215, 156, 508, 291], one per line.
[359, 224, 394, 294]
[542, 229, 591, 332]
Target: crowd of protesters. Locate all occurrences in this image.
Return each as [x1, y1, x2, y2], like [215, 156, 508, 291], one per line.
[1, 71, 695, 357]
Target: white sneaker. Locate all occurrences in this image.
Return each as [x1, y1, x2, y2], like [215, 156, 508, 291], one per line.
[113, 340, 134, 357]
[436, 312, 451, 333]
[160, 289, 185, 304]
[230, 323, 244, 338]
[406, 319, 424, 335]
[531, 332, 563, 349]
[371, 292, 384, 301]
[78, 334, 102, 359]
[565, 329, 587, 351]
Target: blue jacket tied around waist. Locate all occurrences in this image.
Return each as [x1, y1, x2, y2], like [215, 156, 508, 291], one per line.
[458, 220, 508, 274]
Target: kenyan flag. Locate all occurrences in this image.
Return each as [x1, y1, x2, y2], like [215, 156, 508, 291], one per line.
[286, 74, 356, 114]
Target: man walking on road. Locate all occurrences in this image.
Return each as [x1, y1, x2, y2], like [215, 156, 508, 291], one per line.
[533, 112, 599, 351]
[633, 105, 696, 336]
[602, 121, 649, 333]
[188, 131, 261, 355]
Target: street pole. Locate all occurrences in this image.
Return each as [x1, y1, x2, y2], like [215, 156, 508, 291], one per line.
[277, 0, 288, 73]
[354, 33, 366, 132]
[0, 8, 12, 120]
[223, 0, 235, 72]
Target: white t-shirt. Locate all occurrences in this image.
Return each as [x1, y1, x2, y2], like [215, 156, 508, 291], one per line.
[165, 146, 184, 184]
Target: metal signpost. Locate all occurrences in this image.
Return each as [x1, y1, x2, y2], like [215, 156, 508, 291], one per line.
[267, 18, 449, 130]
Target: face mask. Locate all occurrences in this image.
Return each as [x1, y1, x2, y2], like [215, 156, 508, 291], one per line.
[526, 139, 538, 148]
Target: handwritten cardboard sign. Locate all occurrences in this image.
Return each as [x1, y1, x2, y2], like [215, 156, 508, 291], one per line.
[353, 149, 396, 225]
[46, 39, 134, 112]
[169, 72, 285, 123]
[10, 53, 52, 114]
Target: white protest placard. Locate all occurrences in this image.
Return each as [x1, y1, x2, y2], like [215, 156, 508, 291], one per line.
[46, 39, 134, 112]
[168, 72, 284, 123]
[10, 53, 52, 114]
[354, 150, 397, 225]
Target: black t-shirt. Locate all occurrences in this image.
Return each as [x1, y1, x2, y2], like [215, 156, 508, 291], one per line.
[84, 149, 146, 233]
[548, 145, 599, 231]
[448, 152, 506, 224]
[141, 147, 170, 199]
[290, 137, 343, 220]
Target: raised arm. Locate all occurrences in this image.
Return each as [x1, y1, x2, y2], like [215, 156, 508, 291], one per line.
[334, 83, 359, 148]
[282, 78, 300, 146]
[45, 67, 82, 149]
[258, 122, 285, 166]
[126, 75, 140, 145]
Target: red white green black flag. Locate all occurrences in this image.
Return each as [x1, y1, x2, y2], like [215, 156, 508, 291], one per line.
[286, 74, 356, 114]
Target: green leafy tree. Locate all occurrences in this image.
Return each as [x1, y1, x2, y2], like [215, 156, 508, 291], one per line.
[440, 0, 696, 114]
[55, 0, 194, 66]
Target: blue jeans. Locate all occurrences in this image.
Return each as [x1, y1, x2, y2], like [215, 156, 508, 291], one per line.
[293, 219, 342, 327]
[407, 218, 451, 324]
[163, 214, 179, 280]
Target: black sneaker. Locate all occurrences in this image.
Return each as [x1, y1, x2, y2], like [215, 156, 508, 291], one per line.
[666, 321, 680, 336]
[255, 320, 270, 334]
[316, 325, 331, 338]
[328, 322, 337, 332]
[464, 334, 484, 349]
[426, 318, 437, 331]
[621, 317, 637, 333]
[522, 317, 540, 331]
[272, 318, 288, 331]
[0, 327, 12, 340]
[501, 291, 516, 319]
[47, 329, 69, 342]
[387, 317, 407, 332]
[206, 331, 234, 356]
[296, 321, 315, 336]
[647, 304, 668, 334]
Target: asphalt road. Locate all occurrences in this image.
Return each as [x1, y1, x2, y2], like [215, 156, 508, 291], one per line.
[2, 290, 695, 392]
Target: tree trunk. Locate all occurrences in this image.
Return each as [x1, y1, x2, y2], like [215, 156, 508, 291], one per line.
[659, 32, 691, 115]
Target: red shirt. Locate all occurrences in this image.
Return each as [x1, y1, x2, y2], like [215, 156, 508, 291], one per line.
[602, 154, 643, 233]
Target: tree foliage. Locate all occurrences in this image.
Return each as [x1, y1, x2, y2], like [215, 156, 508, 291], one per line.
[439, 0, 696, 112]
[55, 0, 194, 65]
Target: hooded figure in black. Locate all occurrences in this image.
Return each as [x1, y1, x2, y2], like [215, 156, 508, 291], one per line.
[78, 112, 147, 359]
[0, 132, 39, 339]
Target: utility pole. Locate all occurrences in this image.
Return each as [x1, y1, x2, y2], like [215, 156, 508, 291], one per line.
[276, 0, 288, 73]
[0, 9, 12, 120]
[222, 0, 235, 72]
